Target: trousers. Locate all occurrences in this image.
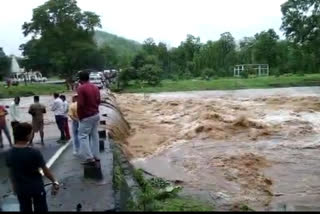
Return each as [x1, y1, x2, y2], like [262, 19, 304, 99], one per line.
[17, 191, 48, 212]
[79, 113, 100, 160]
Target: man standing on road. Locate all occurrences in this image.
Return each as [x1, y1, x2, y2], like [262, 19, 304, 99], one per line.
[68, 95, 80, 155]
[60, 95, 71, 141]
[9, 97, 21, 129]
[28, 96, 46, 145]
[51, 93, 66, 143]
[77, 70, 101, 166]
[0, 105, 12, 148]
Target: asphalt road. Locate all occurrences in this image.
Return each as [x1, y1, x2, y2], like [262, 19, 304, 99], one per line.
[0, 94, 72, 208]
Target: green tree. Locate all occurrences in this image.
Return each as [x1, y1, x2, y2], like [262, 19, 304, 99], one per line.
[137, 64, 162, 86]
[238, 37, 256, 64]
[276, 40, 290, 74]
[0, 48, 10, 81]
[253, 29, 279, 68]
[118, 66, 136, 87]
[156, 42, 170, 78]
[194, 32, 236, 77]
[166, 35, 202, 79]
[132, 52, 147, 70]
[143, 38, 158, 55]
[20, 0, 103, 87]
[99, 44, 118, 69]
[281, 0, 320, 71]
[216, 32, 236, 75]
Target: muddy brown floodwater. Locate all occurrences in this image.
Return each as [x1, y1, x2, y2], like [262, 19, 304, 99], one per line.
[116, 87, 320, 211]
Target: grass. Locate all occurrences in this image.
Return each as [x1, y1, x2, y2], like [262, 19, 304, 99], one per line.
[130, 169, 214, 211]
[156, 198, 213, 211]
[47, 76, 62, 81]
[120, 74, 320, 93]
[0, 83, 67, 99]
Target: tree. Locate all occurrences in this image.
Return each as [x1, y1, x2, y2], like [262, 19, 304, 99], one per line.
[166, 35, 202, 79]
[0, 48, 10, 81]
[216, 32, 236, 74]
[118, 66, 136, 87]
[99, 44, 118, 69]
[142, 38, 158, 55]
[194, 33, 236, 77]
[132, 52, 147, 71]
[238, 37, 256, 64]
[254, 29, 279, 68]
[281, 0, 320, 44]
[281, 0, 320, 70]
[156, 42, 170, 78]
[137, 64, 162, 86]
[182, 34, 201, 62]
[20, 0, 102, 87]
[19, 39, 52, 75]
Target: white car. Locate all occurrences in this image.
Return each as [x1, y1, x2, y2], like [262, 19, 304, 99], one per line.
[89, 75, 104, 89]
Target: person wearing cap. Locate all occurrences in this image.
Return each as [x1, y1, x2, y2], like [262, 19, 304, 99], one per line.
[68, 95, 80, 155]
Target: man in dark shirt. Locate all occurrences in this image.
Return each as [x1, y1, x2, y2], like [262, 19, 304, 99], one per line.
[5, 122, 59, 212]
[77, 70, 101, 166]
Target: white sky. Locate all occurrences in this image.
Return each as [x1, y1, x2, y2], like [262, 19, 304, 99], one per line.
[0, 0, 287, 56]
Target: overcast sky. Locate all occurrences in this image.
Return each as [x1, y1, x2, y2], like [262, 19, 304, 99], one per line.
[0, 0, 287, 56]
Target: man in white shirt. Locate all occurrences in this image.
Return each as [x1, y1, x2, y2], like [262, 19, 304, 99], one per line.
[51, 93, 66, 143]
[9, 97, 21, 129]
[59, 95, 71, 141]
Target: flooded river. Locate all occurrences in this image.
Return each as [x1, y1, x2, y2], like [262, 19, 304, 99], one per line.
[116, 87, 320, 211]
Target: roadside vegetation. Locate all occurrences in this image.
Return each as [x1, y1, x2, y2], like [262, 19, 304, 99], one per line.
[0, 84, 67, 99]
[129, 169, 213, 212]
[113, 73, 320, 93]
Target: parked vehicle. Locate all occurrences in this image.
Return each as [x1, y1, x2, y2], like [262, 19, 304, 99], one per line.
[89, 74, 104, 89]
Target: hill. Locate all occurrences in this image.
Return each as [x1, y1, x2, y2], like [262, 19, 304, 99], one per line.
[94, 30, 142, 60]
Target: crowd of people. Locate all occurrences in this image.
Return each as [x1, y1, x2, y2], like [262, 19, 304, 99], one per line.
[1, 69, 102, 212]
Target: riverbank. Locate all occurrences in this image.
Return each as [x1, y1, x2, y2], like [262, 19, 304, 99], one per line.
[120, 74, 320, 93]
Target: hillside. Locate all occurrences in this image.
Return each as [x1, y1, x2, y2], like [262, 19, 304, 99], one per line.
[94, 30, 142, 59]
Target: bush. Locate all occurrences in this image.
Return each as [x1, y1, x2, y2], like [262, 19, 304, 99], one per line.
[171, 74, 180, 81]
[180, 69, 193, 80]
[137, 64, 162, 86]
[131, 169, 212, 212]
[118, 66, 136, 87]
[200, 68, 215, 80]
[240, 70, 249, 78]
[297, 70, 305, 76]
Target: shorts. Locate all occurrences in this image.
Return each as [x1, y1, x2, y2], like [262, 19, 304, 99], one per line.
[32, 120, 44, 133]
